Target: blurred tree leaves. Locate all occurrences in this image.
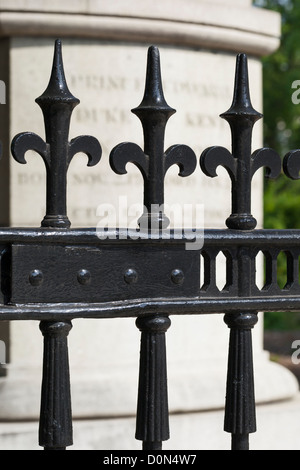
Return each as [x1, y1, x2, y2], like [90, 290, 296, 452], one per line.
[253, 0, 300, 328]
[254, 0, 300, 223]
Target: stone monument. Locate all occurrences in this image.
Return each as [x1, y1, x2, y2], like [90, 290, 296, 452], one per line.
[0, 0, 296, 450]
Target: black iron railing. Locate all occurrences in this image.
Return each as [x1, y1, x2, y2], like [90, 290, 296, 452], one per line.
[0, 39, 298, 450]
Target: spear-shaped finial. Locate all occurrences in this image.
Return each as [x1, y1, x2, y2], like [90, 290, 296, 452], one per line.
[110, 46, 196, 231]
[200, 53, 281, 230]
[132, 46, 175, 117]
[221, 53, 262, 123]
[11, 39, 102, 228]
[36, 39, 79, 110]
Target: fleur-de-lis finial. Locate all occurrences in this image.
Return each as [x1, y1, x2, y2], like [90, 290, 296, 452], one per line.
[200, 53, 281, 230]
[11, 39, 102, 228]
[283, 146, 300, 180]
[110, 46, 197, 230]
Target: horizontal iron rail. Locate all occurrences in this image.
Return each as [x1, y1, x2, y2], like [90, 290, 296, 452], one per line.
[0, 227, 298, 246]
[0, 296, 298, 321]
[0, 227, 298, 320]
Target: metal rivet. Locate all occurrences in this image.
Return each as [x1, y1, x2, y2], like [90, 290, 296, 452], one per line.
[171, 268, 184, 285]
[124, 268, 138, 284]
[29, 269, 43, 286]
[77, 269, 91, 285]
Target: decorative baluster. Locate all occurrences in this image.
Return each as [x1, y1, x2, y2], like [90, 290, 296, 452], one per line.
[110, 46, 196, 449]
[200, 53, 281, 230]
[11, 39, 102, 450]
[135, 316, 171, 450]
[39, 321, 73, 450]
[223, 312, 257, 450]
[200, 54, 282, 450]
[110, 45, 196, 230]
[11, 39, 102, 228]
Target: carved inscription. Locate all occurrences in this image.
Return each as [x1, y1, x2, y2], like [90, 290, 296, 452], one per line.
[13, 65, 233, 227]
[70, 73, 231, 131]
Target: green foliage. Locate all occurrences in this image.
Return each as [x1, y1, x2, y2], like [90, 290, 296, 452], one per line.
[255, 0, 300, 153]
[253, 0, 300, 329]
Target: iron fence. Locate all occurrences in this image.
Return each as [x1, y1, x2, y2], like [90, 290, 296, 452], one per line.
[0, 39, 298, 450]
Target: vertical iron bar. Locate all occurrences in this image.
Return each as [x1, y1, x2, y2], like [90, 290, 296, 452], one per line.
[286, 250, 299, 290]
[109, 46, 196, 231]
[199, 51, 281, 447]
[224, 312, 257, 450]
[11, 39, 102, 450]
[131, 47, 175, 229]
[270, 250, 279, 289]
[200, 56, 281, 448]
[11, 39, 101, 228]
[216, 55, 264, 450]
[35, 40, 79, 228]
[39, 321, 73, 450]
[224, 243, 258, 449]
[135, 315, 171, 450]
[201, 250, 218, 294]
